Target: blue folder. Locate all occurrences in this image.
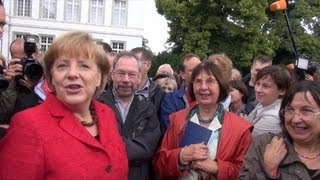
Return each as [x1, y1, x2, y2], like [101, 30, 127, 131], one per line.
[180, 121, 213, 147]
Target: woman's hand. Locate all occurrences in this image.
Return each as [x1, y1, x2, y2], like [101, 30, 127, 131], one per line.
[192, 158, 218, 174]
[0, 124, 9, 129]
[180, 143, 208, 164]
[263, 136, 287, 177]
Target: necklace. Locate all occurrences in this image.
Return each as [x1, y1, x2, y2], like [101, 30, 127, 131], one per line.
[197, 110, 215, 124]
[80, 104, 97, 127]
[294, 147, 320, 160]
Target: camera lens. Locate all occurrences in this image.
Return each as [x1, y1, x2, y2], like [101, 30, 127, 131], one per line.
[25, 63, 43, 81]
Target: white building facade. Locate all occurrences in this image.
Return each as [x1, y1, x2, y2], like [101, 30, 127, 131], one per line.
[1, 0, 144, 59]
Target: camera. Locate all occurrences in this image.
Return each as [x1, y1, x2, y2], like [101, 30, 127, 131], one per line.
[0, 65, 9, 91]
[295, 56, 320, 80]
[22, 34, 43, 81]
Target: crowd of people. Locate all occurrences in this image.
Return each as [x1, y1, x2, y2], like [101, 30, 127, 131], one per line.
[0, 1, 320, 179]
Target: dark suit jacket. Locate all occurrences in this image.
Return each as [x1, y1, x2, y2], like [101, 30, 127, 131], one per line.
[100, 88, 161, 180]
[0, 93, 128, 179]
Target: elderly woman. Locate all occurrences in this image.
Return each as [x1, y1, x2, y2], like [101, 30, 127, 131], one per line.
[246, 65, 293, 137]
[160, 77, 178, 93]
[153, 61, 253, 180]
[239, 80, 320, 179]
[0, 31, 128, 179]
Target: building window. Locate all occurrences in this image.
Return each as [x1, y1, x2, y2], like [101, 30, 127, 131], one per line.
[41, 0, 56, 19]
[65, 0, 80, 22]
[40, 35, 54, 52]
[14, 33, 24, 39]
[112, 0, 127, 26]
[89, 0, 104, 24]
[16, 0, 31, 17]
[111, 41, 125, 53]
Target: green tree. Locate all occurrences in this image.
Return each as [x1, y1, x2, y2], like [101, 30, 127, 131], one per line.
[156, 0, 320, 70]
[150, 51, 181, 77]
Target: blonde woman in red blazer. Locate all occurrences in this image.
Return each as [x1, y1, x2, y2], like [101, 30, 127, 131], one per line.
[0, 31, 128, 179]
[153, 61, 252, 180]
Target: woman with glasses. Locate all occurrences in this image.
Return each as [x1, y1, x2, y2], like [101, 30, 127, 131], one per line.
[239, 80, 320, 179]
[153, 61, 253, 180]
[245, 65, 294, 137]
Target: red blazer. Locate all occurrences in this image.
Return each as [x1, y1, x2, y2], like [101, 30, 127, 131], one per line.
[0, 93, 128, 180]
[153, 108, 253, 180]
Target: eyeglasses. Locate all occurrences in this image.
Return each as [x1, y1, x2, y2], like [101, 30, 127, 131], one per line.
[193, 78, 217, 87]
[114, 71, 139, 79]
[280, 107, 320, 119]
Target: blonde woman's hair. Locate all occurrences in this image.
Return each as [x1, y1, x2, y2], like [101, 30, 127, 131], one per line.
[42, 31, 110, 95]
[207, 53, 233, 81]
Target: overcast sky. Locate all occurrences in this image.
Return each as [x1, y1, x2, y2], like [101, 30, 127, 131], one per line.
[144, 0, 169, 54]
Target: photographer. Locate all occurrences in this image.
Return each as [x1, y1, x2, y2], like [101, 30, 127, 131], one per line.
[5, 37, 43, 118]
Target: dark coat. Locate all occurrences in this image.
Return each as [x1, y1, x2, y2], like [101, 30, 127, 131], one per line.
[100, 88, 161, 180]
[14, 91, 43, 114]
[0, 81, 17, 124]
[148, 80, 166, 118]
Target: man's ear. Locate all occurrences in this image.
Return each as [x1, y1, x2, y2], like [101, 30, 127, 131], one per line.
[180, 70, 186, 80]
[110, 69, 115, 81]
[145, 61, 151, 71]
[279, 88, 286, 96]
[137, 73, 142, 85]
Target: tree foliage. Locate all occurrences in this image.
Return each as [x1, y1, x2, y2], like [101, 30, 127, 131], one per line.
[150, 51, 181, 77]
[155, 0, 320, 70]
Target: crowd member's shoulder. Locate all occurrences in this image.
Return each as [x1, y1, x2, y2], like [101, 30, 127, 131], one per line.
[164, 86, 185, 98]
[242, 74, 251, 85]
[252, 133, 279, 148]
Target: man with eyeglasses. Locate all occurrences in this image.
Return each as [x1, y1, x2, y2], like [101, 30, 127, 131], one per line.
[99, 52, 160, 180]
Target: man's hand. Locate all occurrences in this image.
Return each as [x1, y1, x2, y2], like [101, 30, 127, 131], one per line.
[4, 59, 23, 80]
[18, 76, 36, 89]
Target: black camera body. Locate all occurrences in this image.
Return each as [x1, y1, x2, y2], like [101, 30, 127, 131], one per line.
[295, 57, 320, 80]
[21, 35, 43, 81]
[0, 65, 9, 91]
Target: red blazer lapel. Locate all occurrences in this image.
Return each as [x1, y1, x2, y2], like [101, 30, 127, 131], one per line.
[58, 114, 105, 151]
[44, 93, 106, 151]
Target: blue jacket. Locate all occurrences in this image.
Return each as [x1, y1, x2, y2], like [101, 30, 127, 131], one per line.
[160, 87, 187, 134]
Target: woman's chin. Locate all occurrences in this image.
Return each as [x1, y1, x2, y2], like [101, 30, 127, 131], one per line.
[59, 96, 89, 108]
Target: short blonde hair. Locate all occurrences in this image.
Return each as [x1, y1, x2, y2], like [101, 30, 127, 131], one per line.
[231, 68, 242, 80]
[207, 53, 233, 81]
[42, 31, 110, 95]
[160, 77, 178, 91]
